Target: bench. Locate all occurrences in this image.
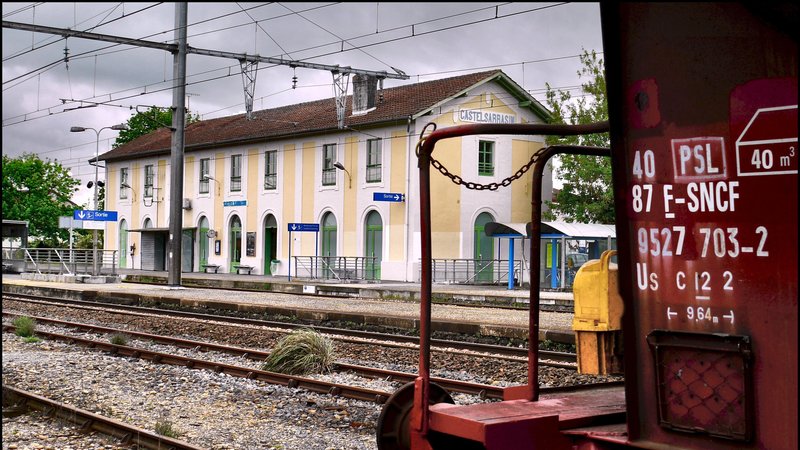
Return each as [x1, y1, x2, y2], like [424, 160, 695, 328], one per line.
[202, 264, 220, 273]
[236, 265, 255, 275]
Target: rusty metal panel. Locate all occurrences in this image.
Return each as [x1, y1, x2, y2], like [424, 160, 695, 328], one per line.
[602, 3, 797, 449]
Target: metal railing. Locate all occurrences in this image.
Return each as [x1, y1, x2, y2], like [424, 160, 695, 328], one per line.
[291, 256, 378, 281]
[426, 258, 523, 285]
[1, 247, 118, 275]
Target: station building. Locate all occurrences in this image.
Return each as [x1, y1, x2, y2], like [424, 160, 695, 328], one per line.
[99, 69, 555, 282]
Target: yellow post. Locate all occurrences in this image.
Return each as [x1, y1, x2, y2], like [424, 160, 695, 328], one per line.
[572, 250, 624, 374]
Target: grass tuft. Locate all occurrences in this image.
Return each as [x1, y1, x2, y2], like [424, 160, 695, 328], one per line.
[110, 333, 130, 346]
[12, 316, 36, 338]
[154, 419, 179, 438]
[261, 328, 335, 375]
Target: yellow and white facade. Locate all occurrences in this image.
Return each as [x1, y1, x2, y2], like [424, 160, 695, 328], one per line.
[102, 70, 554, 282]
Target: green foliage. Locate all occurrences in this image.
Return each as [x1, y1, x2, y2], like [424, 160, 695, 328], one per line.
[23, 336, 41, 344]
[110, 333, 130, 345]
[114, 106, 200, 148]
[262, 329, 335, 375]
[12, 316, 36, 338]
[2, 153, 81, 246]
[543, 49, 614, 224]
[154, 419, 179, 438]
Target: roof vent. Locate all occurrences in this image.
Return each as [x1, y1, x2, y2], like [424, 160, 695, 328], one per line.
[352, 74, 378, 114]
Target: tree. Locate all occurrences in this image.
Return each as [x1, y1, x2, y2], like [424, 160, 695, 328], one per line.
[114, 106, 200, 148]
[543, 49, 614, 224]
[2, 153, 81, 246]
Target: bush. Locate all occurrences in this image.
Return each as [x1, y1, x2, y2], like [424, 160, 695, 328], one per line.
[261, 328, 335, 375]
[12, 316, 36, 338]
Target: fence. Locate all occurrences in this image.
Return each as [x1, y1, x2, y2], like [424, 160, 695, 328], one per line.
[1, 247, 118, 276]
[291, 256, 377, 281]
[425, 258, 523, 285]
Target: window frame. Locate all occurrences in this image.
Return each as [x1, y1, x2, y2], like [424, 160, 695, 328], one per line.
[230, 154, 242, 192]
[264, 150, 277, 190]
[322, 144, 337, 186]
[144, 164, 154, 198]
[478, 140, 495, 176]
[199, 158, 210, 194]
[366, 138, 382, 183]
[119, 167, 129, 199]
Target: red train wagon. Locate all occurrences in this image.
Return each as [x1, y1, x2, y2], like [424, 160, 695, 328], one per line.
[377, 3, 797, 450]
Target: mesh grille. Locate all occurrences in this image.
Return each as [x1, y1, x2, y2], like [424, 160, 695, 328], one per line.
[648, 331, 752, 441]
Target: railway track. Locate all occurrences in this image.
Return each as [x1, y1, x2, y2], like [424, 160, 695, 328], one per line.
[3, 292, 577, 366]
[3, 385, 201, 450]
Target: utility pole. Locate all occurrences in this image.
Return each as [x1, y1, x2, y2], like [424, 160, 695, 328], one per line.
[167, 3, 187, 287]
[4, 6, 408, 287]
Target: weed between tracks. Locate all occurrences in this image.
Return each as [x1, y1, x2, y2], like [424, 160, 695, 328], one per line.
[262, 328, 335, 375]
[12, 316, 36, 338]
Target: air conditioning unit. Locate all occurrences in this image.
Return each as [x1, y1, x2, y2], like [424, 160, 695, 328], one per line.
[182, 198, 192, 210]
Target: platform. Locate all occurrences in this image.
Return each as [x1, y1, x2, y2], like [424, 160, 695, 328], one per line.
[1, 271, 576, 343]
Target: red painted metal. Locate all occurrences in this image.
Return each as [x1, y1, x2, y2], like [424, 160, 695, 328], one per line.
[413, 121, 610, 449]
[602, 3, 797, 449]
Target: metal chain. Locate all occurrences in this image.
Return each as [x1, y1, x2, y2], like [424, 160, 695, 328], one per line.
[416, 124, 548, 191]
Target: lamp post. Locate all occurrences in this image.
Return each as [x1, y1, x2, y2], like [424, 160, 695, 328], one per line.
[333, 161, 351, 189]
[70, 123, 128, 276]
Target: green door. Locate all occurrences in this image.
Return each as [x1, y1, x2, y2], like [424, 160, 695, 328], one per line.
[119, 219, 128, 268]
[263, 215, 277, 275]
[321, 212, 337, 278]
[229, 215, 242, 272]
[365, 211, 383, 280]
[198, 216, 209, 269]
[474, 212, 494, 283]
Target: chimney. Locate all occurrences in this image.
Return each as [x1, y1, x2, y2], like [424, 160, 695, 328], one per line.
[352, 74, 378, 113]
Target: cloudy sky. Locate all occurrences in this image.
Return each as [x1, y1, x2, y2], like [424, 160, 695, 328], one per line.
[2, 2, 603, 205]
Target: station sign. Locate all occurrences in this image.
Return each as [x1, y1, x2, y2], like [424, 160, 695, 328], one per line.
[288, 223, 319, 232]
[373, 192, 405, 202]
[73, 210, 117, 221]
[223, 200, 247, 207]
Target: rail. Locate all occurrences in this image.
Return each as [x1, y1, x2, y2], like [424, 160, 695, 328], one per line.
[291, 256, 377, 281]
[1, 247, 118, 275]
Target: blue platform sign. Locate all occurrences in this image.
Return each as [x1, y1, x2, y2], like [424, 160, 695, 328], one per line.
[73, 210, 118, 221]
[288, 223, 319, 232]
[373, 192, 405, 202]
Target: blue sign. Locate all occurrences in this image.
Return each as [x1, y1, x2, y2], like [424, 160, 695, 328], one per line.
[223, 200, 247, 207]
[74, 210, 118, 221]
[373, 192, 405, 202]
[288, 223, 319, 232]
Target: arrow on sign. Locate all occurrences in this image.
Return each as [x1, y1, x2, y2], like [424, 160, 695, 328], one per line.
[667, 307, 677, 320]
[291, 224, 297, 231]
[723, 310, 735, 324]
[78, 211, 86, 219]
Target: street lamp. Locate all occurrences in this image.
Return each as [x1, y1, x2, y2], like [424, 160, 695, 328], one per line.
[70, 123, 128, 276]
[333, 161, 351, 189]
[202, 174, 220, 195]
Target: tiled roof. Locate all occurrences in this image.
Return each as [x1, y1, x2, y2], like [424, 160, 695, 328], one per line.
[100, 69, 527, 162]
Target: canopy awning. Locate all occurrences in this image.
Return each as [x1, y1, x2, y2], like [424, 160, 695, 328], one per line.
[484, 222, 529, 237]
[533, 221, 616, 239]
[485, 221, 616, 239]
